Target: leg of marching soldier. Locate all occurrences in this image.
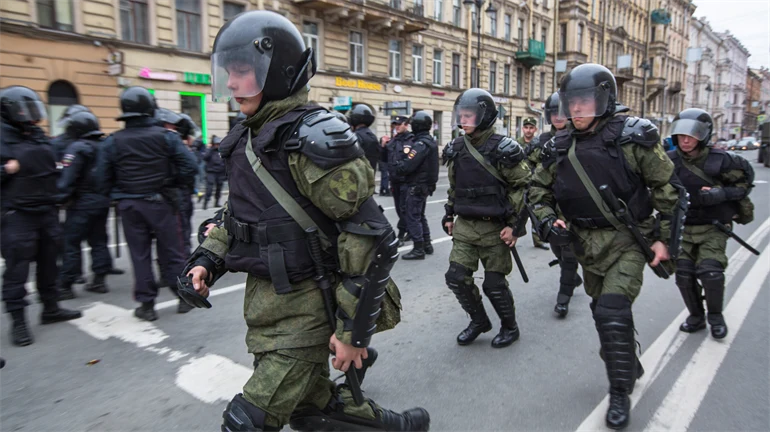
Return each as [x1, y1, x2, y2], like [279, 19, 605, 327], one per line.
[85, 207, 111, 294]
[554, 244, 581, 318]
[446, 241, 491, 345]
[479, 243, 518, 348]
[694, 226, 729, 339]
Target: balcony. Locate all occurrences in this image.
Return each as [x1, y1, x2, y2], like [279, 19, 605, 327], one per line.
[515, 39, 546, 67]
[614, 67, 635, 87]
[669, 81, 682, 93]
[294, 0, 430, 33]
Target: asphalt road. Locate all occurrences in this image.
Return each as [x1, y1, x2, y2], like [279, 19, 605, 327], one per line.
[1, 150, 768, 432]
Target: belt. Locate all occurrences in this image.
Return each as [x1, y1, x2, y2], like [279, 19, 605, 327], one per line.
[455, 186, 501, 198]
[569, 217, 615, 229]
[223, 212, 306, 244]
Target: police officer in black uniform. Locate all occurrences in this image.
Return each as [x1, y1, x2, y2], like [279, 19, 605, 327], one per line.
[1, 86, 81, 346]
[387, 115, 413, 244]
[396, 111, 439, 259]
[175, 113, 200, 257]
[97, 86, 198, 321]
[56, 111, 113, 299]
[203, 135, 226, 210]
[51, 104, 91, 161]
[349, 104, 380, 172]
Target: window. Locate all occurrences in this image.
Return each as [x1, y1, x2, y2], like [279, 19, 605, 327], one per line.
[434, 0, 443, 21]
[489, 11, 497, 37]
[560, 23, 567, 52]
[540, 72, 546, 99]
[489, 61, 497, 93]
[577, 24, 584, 51]
[471, 57, 478, 88]
[223, 1, 245, 21]
[120, 0, 148, 44]
[433, 50, 443, 85]
[47, 81, 78, 137]
[37, 0, 73, 31]
[541, 26, 547, 47]
[452, 53, 461, 87]
[504, 64, 511, 94]
[303, 22, 320, 68]
[412, 45, 424, 82]
[181, 93, 207, 143]
[592, 0, 596, 19]
[177, 0, 202, 52]
[516, 67, 523, 96]
[518, 18, 525, 45]
[472, 5, 477, 33]
[350, 31, 364, 74]
[389, 40, 403, 79]
[504, 14, 511, 41]
[453, 0, 461, 26]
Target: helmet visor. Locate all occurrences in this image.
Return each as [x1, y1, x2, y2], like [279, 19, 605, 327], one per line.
[452, 104, 488, 129]
[558, 85, 611, 119]
[211, 41, 273, 103]
[9, 99, 47, 123]
[670, 118, 711, 142]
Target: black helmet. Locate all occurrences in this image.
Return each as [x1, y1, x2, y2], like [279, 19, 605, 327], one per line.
[57, 104, 91, 128]
[176, 113, 199, 139]
[453, 88, 498, 131]
[348, 104, 375, 127]
[0, 86, 47, 126]
[117, 86, 156, 120]
[211, 135, 223, 146]
[670, 108, 714, 148]
[411, 111, 433, 133]
[332, 111, 348, 124]
[211, 11, 315, 104]
[543, 92, 560, 124]
[65, 111, 103, 139]
[558, 63, 617, 120]
[155, 108, 183, 126]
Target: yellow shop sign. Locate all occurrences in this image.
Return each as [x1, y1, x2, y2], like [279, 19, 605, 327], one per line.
[335, 77, 383, 91]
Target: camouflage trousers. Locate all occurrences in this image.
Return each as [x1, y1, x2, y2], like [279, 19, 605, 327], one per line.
[448, 239, 513, 284]
[243, 345, 376, 428]
[581, 248, 646, 302]
[679, 224, 729, 268]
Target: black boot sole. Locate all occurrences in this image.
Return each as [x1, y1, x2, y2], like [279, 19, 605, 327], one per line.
[679, 321, 707, 333]
[491, 328, 520, 348]
[711, 325, 728, 339]
[41, 311, 83, 324]
[456, 322, 493, 346]
[554, 303, 569, 318]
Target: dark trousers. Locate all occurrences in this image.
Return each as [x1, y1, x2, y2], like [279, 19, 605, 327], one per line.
[118, 199, 186, 304]
[179, 191, 194, 256]
[1, 210, 60, 312]
[405, 184, 430, 243]
[379, 167, 390, 194]
[391, 182, 407, 235]
[205, 173, 225, 206]
[60, 207, 111, 284]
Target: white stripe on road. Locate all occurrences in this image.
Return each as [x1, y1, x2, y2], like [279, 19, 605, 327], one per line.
[382, 198, 447, 211]
[576, 216, 770, 431]
[643, 244, 770, 432]
[69, 301, 252, 404]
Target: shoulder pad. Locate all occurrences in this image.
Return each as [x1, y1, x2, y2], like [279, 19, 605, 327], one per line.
[285, 110, 364, 170]
[541, 137, 558, 168]
[442, 143, 456, 165]
[617, 117, 659, 148]
[725, 150, 755, 185]
[495, 137, 525, 166]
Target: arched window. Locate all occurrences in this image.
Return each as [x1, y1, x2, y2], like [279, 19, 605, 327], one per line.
[47, 80, 79, 136]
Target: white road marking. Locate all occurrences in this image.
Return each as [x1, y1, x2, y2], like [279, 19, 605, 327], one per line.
[69, 301, 252, 404]
[576, 216, 770, 431]
[643, 244, 770, 432]
[753, 180, 767, 184]
[382, 198, 447, 211]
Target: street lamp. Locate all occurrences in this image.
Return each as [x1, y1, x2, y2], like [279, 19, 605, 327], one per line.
[463, 0, 497, 88]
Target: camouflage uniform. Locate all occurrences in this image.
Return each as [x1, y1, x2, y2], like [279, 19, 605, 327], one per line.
[517, 117, 547, 249]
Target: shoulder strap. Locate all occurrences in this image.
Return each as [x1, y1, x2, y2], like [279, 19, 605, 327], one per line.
[244, 130, 331, 248]
[566, 137, 625, 231]
[463, 135, 506, 184]
[680, 157, 716, 186]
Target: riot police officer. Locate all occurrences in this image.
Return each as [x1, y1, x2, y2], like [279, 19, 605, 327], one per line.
[529, 64, 686, 429]
[396, 111, 439, 259]
[51, 104, 91, 161]
[387, 115, 413, 244]
[175, 113, 200, 257]
[1, 86, 81, 346]
[529, 92, 583, 317]
[96, 86, 198, 321]
[668, 108, 755, 340]
[203, 135, 226, 210]
[184, 11, 429, 431]
[349, 104, 380, 172]
[442, 88, 530, 348]
[56, 111, 113, 299]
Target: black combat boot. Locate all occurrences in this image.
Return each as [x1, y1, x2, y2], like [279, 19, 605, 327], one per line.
[449, 284, 492, 345]
[40, 302, 82, 324]
[203, 200, 208, 210]
[554, 293, 571, 318]
[676, 261, 707, 333]
[423, 237, 434, 255]
[58, 281, 76, 300]
[593, 294, 637, 430]
[10, 310, 33, 346]
[134, 301, 158, 321]
[483, 277, 520, 348]
[86, 274, 109, 294]
[401, 242, 425, 260]
[700, 264, 728, 339]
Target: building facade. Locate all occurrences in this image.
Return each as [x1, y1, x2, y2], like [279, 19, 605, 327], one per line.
[0, 0, 560, 145]
[744, 68, 762, 136]
[713, 30, 750, 140]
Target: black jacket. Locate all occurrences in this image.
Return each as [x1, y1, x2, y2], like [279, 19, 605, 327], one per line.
[57, 137, 110, 209]
[0, 121, 59, 213]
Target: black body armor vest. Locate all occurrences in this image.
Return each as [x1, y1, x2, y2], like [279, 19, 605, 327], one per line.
[668, 149, 738, 225]
[451, 134, 513, 220]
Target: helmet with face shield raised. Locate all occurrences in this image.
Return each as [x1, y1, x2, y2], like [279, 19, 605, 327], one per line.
[557, 64, 617, 121]
[210, 11, 316, 104]
[670, 108, 714, 148]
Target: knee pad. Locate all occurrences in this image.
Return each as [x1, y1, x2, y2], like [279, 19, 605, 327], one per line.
[445, 262, 471, 290]
[593, 294, 633, 320]
[675, 259, 696, 290]
[481, 271, 507, 294]
[222, 393, 272, 432]
[697, 259, 725, 290]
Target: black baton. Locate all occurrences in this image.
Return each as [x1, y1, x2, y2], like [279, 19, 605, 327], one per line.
[713, 220, 760, 256]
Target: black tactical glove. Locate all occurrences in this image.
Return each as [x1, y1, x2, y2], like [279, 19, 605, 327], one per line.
[697, 188, 726, 207]
[442, 214, 454, 234]
[176, 275, 212, 309]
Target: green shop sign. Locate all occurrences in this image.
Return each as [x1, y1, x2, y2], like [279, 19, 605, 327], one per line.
[184, 72, 211, 85]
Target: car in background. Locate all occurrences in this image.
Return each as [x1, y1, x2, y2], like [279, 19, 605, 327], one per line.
[736, 137, 759, 151]
[713, 139, 729, 150]
[725, 139, 738, 150]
